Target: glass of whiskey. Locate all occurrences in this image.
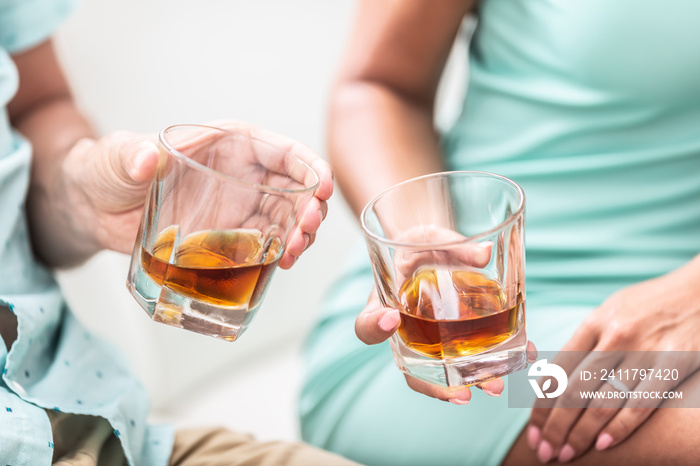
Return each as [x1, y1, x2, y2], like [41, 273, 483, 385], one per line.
[127, 124, 319, 341]
[361, 171, 527, 387]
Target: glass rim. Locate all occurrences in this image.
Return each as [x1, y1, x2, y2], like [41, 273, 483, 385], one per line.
[158, 124, 320, 196]
[360, 170, 525, 248]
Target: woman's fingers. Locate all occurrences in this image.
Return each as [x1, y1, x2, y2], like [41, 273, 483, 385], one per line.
[355, 286, 514, 404]
[404, 375, 505, 403]
[528, 350, 607, 461]
[404, 375, 473, 404]
[395, 240, 492, 280]
[527, 341, 539, 363]
[595, 408, 655, 452]
[355, 290, 400, 345]
[477, 377, 505, 397]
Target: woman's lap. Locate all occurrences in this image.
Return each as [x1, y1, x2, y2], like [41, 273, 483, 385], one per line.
[300, 253, 591, 466]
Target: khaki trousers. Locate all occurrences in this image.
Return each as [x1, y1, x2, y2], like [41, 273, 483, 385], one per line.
[48, 412, 361, 466]
[169, 427, 361, 466]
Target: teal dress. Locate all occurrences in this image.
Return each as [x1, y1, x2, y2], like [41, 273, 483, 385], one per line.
[300, 1, 700, 465]
[0, 1, 173, 464]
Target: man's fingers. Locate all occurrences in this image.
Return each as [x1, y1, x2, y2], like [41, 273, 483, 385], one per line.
[125, 141, 159, 183]
[246, 125, 333, 201]
[113, 133, 159, 184]
[278, 252, 296, 270]
[306, 156, 333, 201]
[206, 119, 333, 200]
[297, 197, 327, 237]
[279, 227, 317, 270]
[282, 198, 327, 266]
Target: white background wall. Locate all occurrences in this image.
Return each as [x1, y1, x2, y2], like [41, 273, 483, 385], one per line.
[52, 0, 468, 442]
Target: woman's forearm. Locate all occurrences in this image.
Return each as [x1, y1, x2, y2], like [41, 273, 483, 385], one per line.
[328, 80, 445, 219]
[326, 0, 474, 219]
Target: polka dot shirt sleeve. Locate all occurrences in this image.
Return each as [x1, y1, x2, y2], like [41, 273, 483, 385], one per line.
[0, 0, 78, 53]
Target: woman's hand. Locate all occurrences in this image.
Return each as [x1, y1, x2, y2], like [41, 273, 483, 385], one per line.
[355, 288, 519, 404]
[355, 227, 536, 404]
[527, 257, 700, 463]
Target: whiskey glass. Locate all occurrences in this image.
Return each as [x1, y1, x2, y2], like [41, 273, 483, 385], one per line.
[361, 171, 527, 386]
[127, 124, 318, 341]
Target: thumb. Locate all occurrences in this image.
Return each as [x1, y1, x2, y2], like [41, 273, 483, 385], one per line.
[120, 138, 159, 184]
[355, 290, 401, 345]
[81, 132, 159, 213]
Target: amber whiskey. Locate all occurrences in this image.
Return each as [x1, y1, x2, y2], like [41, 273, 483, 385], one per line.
[141, 227, 283, 307]
[397, 268, 522, 359]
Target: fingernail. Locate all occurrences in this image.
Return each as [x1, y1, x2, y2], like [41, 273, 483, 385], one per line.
[129, 152, 146, 179]
[558, 444, 575, 463]
[318, 209, 324, 224]
[537, 440, 553, 464]
[303, 233, 310, 249]
[448, 397, 469, 405]
[476, 242, 492, 262]
[481, 387, 501, 397]
[595, 433, 614, 451]
[527, 425, 541, 450]
[130, 150, 154, 180]
[378, 310, 400, 332]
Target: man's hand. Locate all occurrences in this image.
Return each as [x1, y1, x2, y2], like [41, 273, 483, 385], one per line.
[58, 122, 333, 269]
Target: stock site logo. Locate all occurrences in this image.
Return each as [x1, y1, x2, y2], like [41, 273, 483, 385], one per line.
[528, 359, 568, 399]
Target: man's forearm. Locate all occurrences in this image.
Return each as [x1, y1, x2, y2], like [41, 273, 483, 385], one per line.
[9, 39, 98, 268]
[17, 97, 97, 268]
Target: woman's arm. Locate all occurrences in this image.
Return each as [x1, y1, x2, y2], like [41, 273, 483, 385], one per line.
[333, 0, 511, 403]
[329, 0, 477, 218]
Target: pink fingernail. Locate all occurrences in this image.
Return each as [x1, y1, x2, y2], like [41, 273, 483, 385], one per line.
[537, 440, 553, 464]
[477, 242, 491, 258]
[595, 433, 614, 451]
[448, 397, 470, 405]
[558, 444, 575, 463]
[481, 387, 501, 397]
[527, 425, 541, 450]
[303, 233, 310, 249]
[318, 209, 324, 224]
[378, 310, 400, 332]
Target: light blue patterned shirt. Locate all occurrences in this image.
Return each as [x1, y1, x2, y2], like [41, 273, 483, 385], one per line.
[0, 1, 174, 464]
